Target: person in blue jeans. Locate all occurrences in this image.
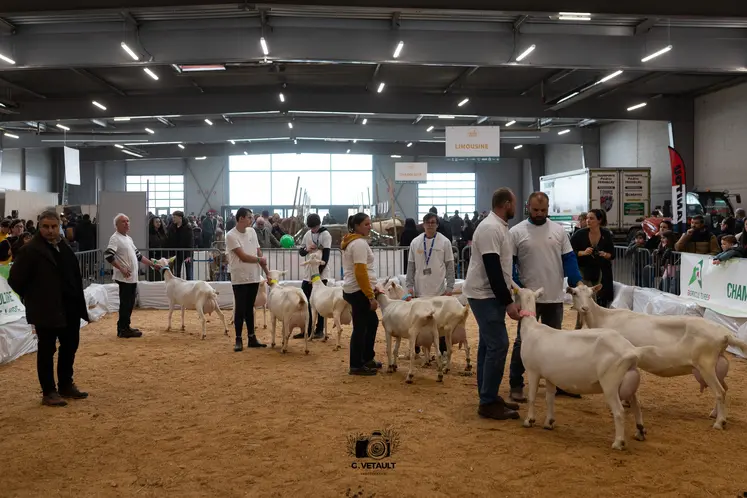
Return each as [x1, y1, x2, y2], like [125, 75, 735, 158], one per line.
[462, 188, 522, 420]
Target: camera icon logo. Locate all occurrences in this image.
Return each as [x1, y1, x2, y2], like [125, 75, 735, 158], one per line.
[347, 428, 399, 461]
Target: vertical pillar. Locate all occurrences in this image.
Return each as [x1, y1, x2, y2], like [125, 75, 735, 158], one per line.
[581, 143, 600, 169]
[20, 148, 26, 191]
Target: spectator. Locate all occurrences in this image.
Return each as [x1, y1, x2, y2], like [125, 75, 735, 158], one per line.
[11, 232, 32, 258]
[570, 209, 616, 309]
[8, 210, 90, 407]
[428, 207, 452, 241]
[626, 231, 651, 287]
[651, 231, 678, 293]
[0, 219, 11, 243]
[674, 215, 719, 255]
[201, 213, 215, 248]
[735, 208, 745, 234]
[449, 210, 463, 241]
[645, 219, 673, 251]
[166, 210, 194, 279]
[0, 219, 24, 264]
[74, 214, 97, 251]
[25, 219, 36, 234]
[270, 213, 286, 241]
[297, 213, 332, 340]
[713, 235, 744, 265]
[572, 212, 588, 235]
[255, 217, 281, 248]
[718, 216, 736, 245]
[226, 214, 237, 232]
[148, 216, 168, 282]
[399, 218, 420, 274]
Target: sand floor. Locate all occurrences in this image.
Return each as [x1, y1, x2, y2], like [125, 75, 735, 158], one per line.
[2, 306, 747, 498]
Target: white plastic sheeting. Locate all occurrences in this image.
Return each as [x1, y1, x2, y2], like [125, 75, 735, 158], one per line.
[0, 316, 36, 365]
[632, 287, 704, 317]
[102, 283, 120, 312]
[611, 282, 635, 310]
[84, 284, 110, 323]
[703, 309, 747, 360]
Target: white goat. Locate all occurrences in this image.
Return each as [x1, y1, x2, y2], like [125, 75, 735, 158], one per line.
[570, 282, 747, 429]
[265, 269, 310, 354]
[299, 252, 352, 350]
[513, 285, 651, 450]
[382, 278, 472, 374]
[228, 280, 268, 330]
[375, 289, 443, 384]
[156, 257, 229, 340]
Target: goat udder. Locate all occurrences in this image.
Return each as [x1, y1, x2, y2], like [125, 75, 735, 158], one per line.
[618, 368, 640, 401]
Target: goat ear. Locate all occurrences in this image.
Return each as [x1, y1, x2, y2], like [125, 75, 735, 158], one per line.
[592, 284, 603, 293]
[534, 287, 544, 297]
[510, 280, 521, 291]
[566, 286, 575, 295]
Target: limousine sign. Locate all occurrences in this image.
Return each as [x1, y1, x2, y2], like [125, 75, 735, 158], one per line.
[445, 126, 501, 161]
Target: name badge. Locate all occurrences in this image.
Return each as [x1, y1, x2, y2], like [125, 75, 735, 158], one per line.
[422, 268, 432, 276]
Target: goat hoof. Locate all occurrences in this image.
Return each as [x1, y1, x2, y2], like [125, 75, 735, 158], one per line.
[181, 327, 186, 331]
[271, 343, 276, 348]
[543, 419, 555, 430]
[443, 368, 450, 374]
[305, 350, 309, 355]
[465, 364, 473, 371]
[392, 365, 398, 372]
[335, 346, 341, 351]
[523, 418, 535, 428]
[437, 374, 443, 383]
[611, 440, 626, 451]
[386, 366, 394, 373]
[713, 421, 725, 430]
[634, 429, 646, 442]
[405, 377, 414, 384]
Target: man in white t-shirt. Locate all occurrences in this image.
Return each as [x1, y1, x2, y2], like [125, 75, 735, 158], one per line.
[507, 192, 584, 403]
[295, 213, 333, 340]
[226, 207, 270, 352]
[405, 212, 455, 356]
[463, 188, 522, 421]
[105, 213, 161, 339]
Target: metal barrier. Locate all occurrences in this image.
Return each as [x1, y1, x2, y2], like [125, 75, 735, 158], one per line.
[612, 245, 682, 295]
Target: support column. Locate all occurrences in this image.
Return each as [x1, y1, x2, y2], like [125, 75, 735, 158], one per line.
[20, 148, 26, 191]
[668, 121, 695, 190]
[581, 143, 600, 169]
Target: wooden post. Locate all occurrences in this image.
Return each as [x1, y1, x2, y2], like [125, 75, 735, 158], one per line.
[388, 178, 397, 244]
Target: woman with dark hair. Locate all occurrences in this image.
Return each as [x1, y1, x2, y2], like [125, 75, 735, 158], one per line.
[653, 230, 678, 293]
[148, 216, 168, 281]
[25, 219, 36, 234]
[341, 213, 381, 376]
[570, 209, 616, 308]
[399, 218, 419, 274]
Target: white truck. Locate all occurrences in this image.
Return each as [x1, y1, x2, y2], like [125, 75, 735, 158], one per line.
[539, 168, 651, 242]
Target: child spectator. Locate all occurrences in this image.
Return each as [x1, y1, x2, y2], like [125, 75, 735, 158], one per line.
[626, 231, 651, 287]
[713, 234, 744, 265]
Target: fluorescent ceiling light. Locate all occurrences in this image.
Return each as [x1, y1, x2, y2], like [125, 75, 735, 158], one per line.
[353, 139, 357, 143]
[244, 151, 248, 155]
[145, 128, 155, 134]
[505, 120, 516, 127]
[393, 41, 404, 59]
[279, 93, 285, 103]
[514, 144, 523, 150]
[4, 132, 19, 139]
[229, 140, 235, 144]
[391, 155, 401, 158]
[122, 150, 143, 158]
[557, 91, 579, 104]
[0, 102, 5, 107]
[143, 68, 159, 80]
[178, 144, 185, 149]
[558, 12, 591, 20]
[558, 129, 571, 135]
[115, 144, 124, 149]
[91, 119, 107, 127]
[56, 124, 70, 131]
[515, 44, 536, 62]
[120, 42, 139, 61]
[205, 118, 213, 125]
[476, 116, 489, 124]
[114, 117, 131, 121]
[288, 122, 293, 129]
[294, 139, 298, 145]
[92, 100, 107, 111]
[377, 82, 386, 93]
[439, 115, 455, 119]
[195, 156, 207, 160]
[458, 98, 470, 107]
[361, 118, 368, 125]
[641, 45, 673, 63]
[598, 70, 623, 84]
[0, 53, 16, 65]
[260, 37, 269, 56]
[407, 142, 413, 147]
[427, 126, 434, 132]
[346, 149, 351, 154]
[627, 102, 647, 111]
[179, 64, 225, 72]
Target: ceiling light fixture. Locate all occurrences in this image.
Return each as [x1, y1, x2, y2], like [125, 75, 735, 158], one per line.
[260, 37, 269, 56]
[114, 117, 131, 121]
[115, 144, 124, 149]
[391, 155, 401, 158]
[0, 53, 16, 65]
[92, 100, 107, 111]
[145, 128, 155, 134]
[515, 44, 536, 62]
[229, 140, 235, 144]
[294, 139, 298, 145]
[205, 118, 213, 125]
[4, 132, 19, 139]
[641, 45, 673, 63]
[427, 126, 434, 132]
[438, 115, 455, 119]
[288, 122, 293, 129]
[377, 82, 386, 93]
[514, 144, 523, 150]
[361, 118, 368, 125]
[458, 98, 470, 107]
[627, 102, 647, 111]
[244, 151, 248, 155]
[56, 124, 70, 131]
[597, 70, 623, 84]
[346, 149, 351, 154]
[407, 142, 413, 147]
[505, 120, 517, 127]
[557, 91, 580, 104]
[195, 156, 207, 160]
[120, 42, 139, 61]
[558, 129, 571, 135]
[279, 93, 285, 103]
[179, 64, 225, 72]
[143, 68, 159, 80]
[123, 150, 143, 158]
[178, 144, 185, 149]
[558, 12, 591, 21]
[353, 139, 357, 144]
[393, 41, 404, 59]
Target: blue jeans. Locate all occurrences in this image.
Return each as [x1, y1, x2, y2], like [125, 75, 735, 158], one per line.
[468, 298, 509, 406]
[509, 302, 564, 390]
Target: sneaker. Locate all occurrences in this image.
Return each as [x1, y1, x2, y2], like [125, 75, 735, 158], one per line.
[556, 388, 582, 399]
[349, 366, 377, 376]
[118, 328, 142, 338]
[42, 391, 68, 407]
[234, 338, 243, 352]
[59, 383, 89, 399]
[246, 335, 267, 348]
[292, 332, 306, 339]
[364, 360, 383, 370]
[509, 388, 527, 403]
[477, 401, 519, 420]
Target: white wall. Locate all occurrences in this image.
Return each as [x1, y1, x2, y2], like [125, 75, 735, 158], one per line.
[25, 148, 54, 192]
[0, 149, 23, 190]
[544, 144, 583, 175]
[695, 82, 747, 209]
[599, 121, 671, 209]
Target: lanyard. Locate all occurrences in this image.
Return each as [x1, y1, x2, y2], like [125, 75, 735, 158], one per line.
[423, 235, 436, 267]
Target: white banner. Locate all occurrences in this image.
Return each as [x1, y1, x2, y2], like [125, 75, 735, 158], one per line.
[394, 162, 427, 184]
[620, 169, 650, 226]
[589, 169, 620, 229]
[0, 276, 26, 326]
[680, 253, 747, 317]
[445, 126, 500, 157]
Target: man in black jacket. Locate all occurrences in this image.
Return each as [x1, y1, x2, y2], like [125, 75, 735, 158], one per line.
[295, 214, 332, 340]
[8, 210, 90, 407]
[167, 210, 194, 279]
[74, 214, 97, 251]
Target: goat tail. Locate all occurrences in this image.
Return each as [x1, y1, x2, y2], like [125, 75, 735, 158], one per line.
[296, 292, 306, 311]
[460, 302, 470, 324]
[726, 336, 747, 356]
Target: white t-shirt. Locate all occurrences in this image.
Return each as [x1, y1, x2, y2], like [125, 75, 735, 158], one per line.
[462, 211, 513, 300]
[226, 227, 262, 284]
[511, 219, 573, 303]
[342, 238, 376, 294]
[106, 231, 140, 284]
[302, 228, 333, 281]
[408, 232, 453, 297]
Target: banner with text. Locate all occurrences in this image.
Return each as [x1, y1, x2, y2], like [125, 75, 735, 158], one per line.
[445, 126, 500, 158]
[0, 276, 26, 326]
[589, 169, 620, 229]
[680, 253, 747, 317]
[620, 169, 651, 226]
[394, 162, 428, 184]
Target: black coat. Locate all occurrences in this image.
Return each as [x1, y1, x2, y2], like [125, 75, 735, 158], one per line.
[570, 227, 616, 304]
[8, 234, 89, 328]
[74, 220, 97, 251]
[166, 223, 193, 258]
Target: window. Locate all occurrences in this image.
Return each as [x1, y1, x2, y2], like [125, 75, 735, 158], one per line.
[417, 172, 476, 220]
[126, 175, 185, 214]
[228, 154, 372, 207]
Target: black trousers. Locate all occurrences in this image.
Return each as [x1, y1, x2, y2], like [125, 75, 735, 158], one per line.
[343, 290, 378, 369]
[233, 282, 260, 338]
[117, 281, 138, 332]
[302, 279, 327, 336]
[36, 317, 80, 395]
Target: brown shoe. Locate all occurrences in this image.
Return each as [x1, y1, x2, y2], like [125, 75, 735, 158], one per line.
[42, 392, 68, 407]
[478, 401, 519, 420]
